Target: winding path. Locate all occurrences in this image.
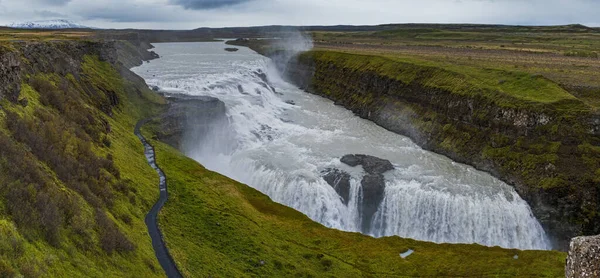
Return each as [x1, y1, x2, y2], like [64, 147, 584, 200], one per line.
[135, 119, 183, 278]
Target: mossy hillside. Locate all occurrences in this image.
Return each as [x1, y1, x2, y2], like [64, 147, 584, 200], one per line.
[292, 49, 600, 248]
[138, 126, 566, 277]
[0, 41, 166, 277]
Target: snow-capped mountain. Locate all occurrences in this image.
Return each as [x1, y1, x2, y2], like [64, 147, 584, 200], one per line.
[7, 19, 90, 30]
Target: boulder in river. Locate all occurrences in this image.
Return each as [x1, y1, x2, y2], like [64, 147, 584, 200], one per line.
[360, 173, 386, 233]
[566, 235, 600, 277]
[341, 154, 394, 175]
[321, 154, 394, 234]
[341, 154, 393, 233]
[322, 168, 351, 205]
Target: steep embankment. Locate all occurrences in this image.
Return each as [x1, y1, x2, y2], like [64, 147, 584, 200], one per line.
[282, 50, 600, 249]
[0, 39, 166, 277]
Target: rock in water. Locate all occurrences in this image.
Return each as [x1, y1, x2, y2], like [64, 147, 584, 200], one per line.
[340, 154, 394, 233]
[360, 174, 386, 233]
[341, 154, 394, 175]
[566, 235, 600, 277]
[224, 48, 239, 52]
[322, 169, 351, 205]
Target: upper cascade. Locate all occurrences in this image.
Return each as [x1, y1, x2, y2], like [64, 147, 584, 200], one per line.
[6, 19, 91, 29]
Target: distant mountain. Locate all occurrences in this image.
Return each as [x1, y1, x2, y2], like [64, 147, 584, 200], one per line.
[7, 19, 90, 30]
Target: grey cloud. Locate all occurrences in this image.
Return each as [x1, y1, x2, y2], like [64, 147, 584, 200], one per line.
[170, 0, 253, 10]
[34, 0, 71, 6]
[2, 0, 600, 29]
[35, 10, 67, 18]
[75, 2, 186, 23]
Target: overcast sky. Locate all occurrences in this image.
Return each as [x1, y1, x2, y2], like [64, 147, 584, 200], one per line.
[0, 0, 598, 29]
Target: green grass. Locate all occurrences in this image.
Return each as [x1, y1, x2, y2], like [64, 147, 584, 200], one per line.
[306, 50, 586, 111]
[141, 129, 567, 277]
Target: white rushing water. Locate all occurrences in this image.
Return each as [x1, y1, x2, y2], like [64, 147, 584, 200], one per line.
[133, 41, 551, 250]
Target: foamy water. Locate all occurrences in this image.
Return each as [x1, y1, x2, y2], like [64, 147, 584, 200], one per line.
[133, 41, 551, 250]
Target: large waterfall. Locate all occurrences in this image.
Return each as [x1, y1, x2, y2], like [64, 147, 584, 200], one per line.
[133, 41, 551, 250]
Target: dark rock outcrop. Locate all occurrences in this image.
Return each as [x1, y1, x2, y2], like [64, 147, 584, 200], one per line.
[322, 168, 351, 205]
[359, 173, 386, 233]
[340, 154, 394, 233]
[157, 94, 227, 150]
[0, 47, 21, 102]
[0, 40, 124, 104]
[566, 235, 600, 277]
[341, 154, 394, 175]
[321, 154, 394, 233]
[115, 40, 159, 69]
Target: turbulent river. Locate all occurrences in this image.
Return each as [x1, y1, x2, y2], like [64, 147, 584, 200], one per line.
[133, 41, 551, 250]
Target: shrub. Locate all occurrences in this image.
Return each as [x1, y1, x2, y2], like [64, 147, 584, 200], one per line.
[95, 210, 135, 254]
[0, 259, 16, 278]
[564, 50, 598, 58]
[30, 76, 65, 112]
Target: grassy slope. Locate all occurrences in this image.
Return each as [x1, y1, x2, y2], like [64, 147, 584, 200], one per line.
[0, 49, 165, 277]
[141, 130, 566, 277]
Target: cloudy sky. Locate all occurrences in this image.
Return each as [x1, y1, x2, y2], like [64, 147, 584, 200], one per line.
[0, 0, 598, 29]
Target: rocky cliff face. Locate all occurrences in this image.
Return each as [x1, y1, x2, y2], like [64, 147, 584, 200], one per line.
[156, 94, 228, 151]
[566, 235, 600, 277]
[0, 46, 22, 102]
[283, 51, 600, 250]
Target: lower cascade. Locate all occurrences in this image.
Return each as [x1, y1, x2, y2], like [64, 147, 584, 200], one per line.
[133, 42, 551, 250]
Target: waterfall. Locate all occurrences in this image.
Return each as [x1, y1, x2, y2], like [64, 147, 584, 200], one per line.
[132, 41, 551, 250]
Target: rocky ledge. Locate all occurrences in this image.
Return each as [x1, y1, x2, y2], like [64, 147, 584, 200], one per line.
[156, 93, 227, 150]
[322, 154, 394, 234]
[566, 235, 600, 277]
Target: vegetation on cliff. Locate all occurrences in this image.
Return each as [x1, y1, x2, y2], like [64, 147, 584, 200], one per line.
[0, 39, 166, 277]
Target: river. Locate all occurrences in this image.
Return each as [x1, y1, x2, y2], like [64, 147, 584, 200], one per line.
[132, 41, 550, 250]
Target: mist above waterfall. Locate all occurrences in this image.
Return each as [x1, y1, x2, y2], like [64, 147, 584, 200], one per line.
[133, 41, 551, 250]
[268, 29, 314, 76]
